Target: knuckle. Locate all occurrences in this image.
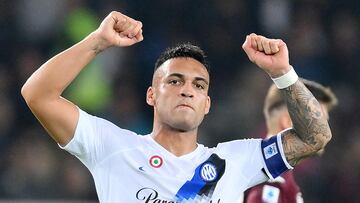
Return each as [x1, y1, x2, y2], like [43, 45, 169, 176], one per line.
[128, 17, 135, 23]
[120, 16, 127, 23]
[138, 21, 143, 27]
[110, 11, 118, 16]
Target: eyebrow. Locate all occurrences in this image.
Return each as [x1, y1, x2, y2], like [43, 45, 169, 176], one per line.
[167, 73, 209, 85]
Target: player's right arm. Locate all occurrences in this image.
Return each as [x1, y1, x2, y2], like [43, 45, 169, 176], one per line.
[21, 11, 143, 146]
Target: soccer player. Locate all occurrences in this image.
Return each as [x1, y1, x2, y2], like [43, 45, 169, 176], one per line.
[243, 79, 338, 203]
[21, 11, 332, 202]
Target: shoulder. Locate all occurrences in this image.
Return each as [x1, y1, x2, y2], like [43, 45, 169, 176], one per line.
[216, 139, 262, 151]
[215, 139, 262, 157]
[74, 108, 142, 152]
[79, 109, 139, 137]
[212, 139, 264, 172]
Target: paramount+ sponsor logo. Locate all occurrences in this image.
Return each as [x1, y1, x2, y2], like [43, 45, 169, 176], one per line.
[136, 187, 221, 203]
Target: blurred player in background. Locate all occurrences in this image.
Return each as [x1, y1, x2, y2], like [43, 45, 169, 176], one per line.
[243, 79, 338, 203]
[21, 10, 333, 202]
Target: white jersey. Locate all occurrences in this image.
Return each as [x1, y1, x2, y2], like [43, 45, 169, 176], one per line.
[60, 109, 292, 202]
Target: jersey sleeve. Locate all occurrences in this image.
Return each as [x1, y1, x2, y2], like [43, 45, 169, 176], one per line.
[59, 107, 139, 170]
[215, 134, 292, 189]
[261, 134, 293, 179]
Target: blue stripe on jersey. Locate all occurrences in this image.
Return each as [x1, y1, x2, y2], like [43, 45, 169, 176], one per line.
[175, 165, 206, 200]
[261, 135, 289, 179]
[175, 154, 225, 201]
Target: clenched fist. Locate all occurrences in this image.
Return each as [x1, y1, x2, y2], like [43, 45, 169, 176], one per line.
[92, 11, 144, 52]
[242, 33, 291, 78]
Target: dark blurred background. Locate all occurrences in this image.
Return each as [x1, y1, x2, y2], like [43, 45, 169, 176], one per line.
[0, 0, 359, 202]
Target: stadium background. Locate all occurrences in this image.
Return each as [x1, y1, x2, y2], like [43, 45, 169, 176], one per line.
[0, 0, 359, 202]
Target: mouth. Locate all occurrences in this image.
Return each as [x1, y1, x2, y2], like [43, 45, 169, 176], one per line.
[176, 104, 194, 110]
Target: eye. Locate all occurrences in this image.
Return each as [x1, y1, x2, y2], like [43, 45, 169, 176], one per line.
[195, 83, 205, 90]
[169, 79, 180, 85]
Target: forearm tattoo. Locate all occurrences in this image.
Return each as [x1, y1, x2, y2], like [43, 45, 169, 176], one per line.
[280, 80, 332, 165]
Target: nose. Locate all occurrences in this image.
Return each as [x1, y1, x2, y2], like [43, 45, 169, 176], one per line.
[181, 92, 194, 98]
[180, 82, 194, 98]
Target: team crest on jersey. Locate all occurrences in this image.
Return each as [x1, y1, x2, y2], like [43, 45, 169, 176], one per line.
[176, 154, 225, 201]
[200, 162, 218, 182]
[264, 143, 278, 159]
[149, 155, 163, 168]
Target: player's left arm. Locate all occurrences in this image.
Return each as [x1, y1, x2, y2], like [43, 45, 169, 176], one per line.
[279, 81, 331, 166]
[242, 33, 332, 167]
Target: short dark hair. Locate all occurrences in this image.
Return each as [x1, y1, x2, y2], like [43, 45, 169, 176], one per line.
[264, 78, 338, 119]
[154, 43, 210, 73]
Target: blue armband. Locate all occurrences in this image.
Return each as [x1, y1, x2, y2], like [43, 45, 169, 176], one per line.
[261, 134, 293, 179]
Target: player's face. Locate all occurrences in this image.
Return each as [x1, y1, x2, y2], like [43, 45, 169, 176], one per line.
[147, 57, 211, 132]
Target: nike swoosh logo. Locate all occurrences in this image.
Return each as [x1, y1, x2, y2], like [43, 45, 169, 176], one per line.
[138, 166, 145, 172]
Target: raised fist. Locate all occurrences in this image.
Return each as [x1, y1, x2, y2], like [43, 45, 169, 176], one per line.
[242, 33, 291, 77]
[93, 11, 144, 51]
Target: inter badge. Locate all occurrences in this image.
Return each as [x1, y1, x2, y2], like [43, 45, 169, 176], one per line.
[200, 162, 218, 182]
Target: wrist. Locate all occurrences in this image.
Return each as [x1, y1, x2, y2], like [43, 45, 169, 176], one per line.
[88, 31, 110, 54]
[267, 65, 291, 78]
[271, 66, 299, 89]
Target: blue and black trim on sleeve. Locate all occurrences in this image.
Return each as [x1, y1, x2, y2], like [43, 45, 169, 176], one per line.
[261, 133, 293, 179]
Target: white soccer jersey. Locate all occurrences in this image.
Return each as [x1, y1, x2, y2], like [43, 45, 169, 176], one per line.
[60, 109, 293, 202]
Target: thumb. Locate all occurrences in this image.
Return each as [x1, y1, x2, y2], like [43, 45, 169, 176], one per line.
[242, 35, 256, 62]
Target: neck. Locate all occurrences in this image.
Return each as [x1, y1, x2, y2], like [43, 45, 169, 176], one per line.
[151, 123, 198, 157]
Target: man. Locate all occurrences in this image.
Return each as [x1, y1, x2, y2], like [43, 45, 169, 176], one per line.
[243, 80, 338, 203]
[21, 11, 332, 202]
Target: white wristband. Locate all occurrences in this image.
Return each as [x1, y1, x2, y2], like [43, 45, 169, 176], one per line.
[271, 66, 299, 89]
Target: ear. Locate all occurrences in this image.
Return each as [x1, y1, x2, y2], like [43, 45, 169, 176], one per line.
[320, 103, 329, 121]
[204, 96, 211, 115]
[279, 111, 292, 129]
[146, 86, 155, 106]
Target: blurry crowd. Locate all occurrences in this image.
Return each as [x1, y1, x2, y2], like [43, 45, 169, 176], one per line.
[0, 0, 359, 202]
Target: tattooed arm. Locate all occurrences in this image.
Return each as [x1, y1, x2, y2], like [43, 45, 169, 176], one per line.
[21, 11, 143, 146]
[280, 80, 331, 166]
[242, 34, 332, 166]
